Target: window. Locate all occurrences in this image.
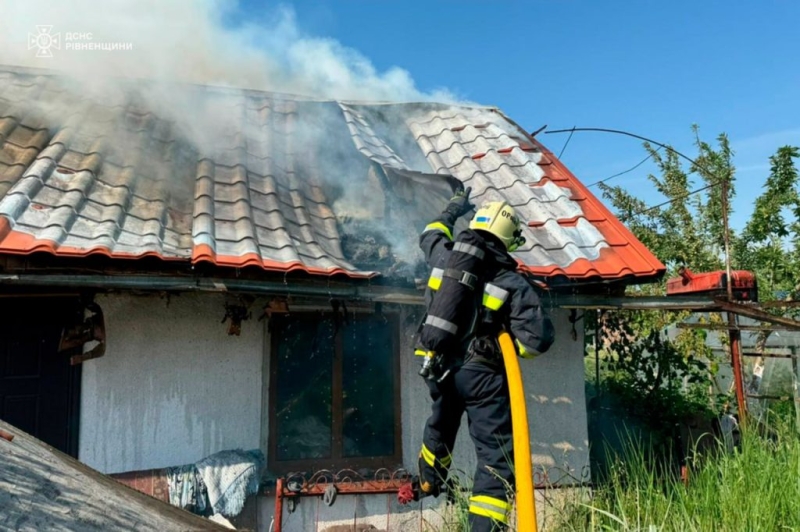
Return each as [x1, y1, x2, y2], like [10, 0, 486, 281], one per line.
[268, 313, 402, 474]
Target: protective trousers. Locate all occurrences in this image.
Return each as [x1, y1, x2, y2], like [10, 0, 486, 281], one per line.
[418, 363, 514, 532]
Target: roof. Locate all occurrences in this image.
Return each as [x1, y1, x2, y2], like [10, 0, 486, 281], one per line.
[0, 419, 227, 531]
[0, 67, 665, 283]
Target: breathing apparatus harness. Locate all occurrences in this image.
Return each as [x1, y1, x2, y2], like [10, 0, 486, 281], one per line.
[417, 229, 486, 381]
[417, 199, 527, 382]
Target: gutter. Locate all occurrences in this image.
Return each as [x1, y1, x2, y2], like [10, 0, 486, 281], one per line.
[0, 273, 427, 306]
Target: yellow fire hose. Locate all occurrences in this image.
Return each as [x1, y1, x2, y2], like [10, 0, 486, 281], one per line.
[498, 330, 538, 532]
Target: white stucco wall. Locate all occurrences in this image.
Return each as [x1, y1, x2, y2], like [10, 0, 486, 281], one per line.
[79, 293, 263, 473]
[525, 308, 590, 485]
[78, 295, 588, 530]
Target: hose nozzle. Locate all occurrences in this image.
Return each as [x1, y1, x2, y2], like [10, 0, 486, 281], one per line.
[419, 351, 435, 378]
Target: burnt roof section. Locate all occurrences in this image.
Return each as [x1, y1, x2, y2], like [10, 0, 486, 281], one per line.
[0, 67, 664, 283]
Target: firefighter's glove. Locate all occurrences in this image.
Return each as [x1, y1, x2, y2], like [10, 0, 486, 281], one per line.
[397, 481, 418, 505]
[398, 476, 435, 505]
[444, 186, 474, 219]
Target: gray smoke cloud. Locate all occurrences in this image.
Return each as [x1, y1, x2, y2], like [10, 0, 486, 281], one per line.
[0, 1, 471, 276]
[0, 0, 456, 102]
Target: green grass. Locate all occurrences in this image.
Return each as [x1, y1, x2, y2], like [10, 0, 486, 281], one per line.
[431, 416, 800, 531]
[554, 415, 800, 531]
[426, 467, 515, 532]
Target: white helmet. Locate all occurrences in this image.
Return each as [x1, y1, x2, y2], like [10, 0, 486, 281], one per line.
[468, 201, 526, 251]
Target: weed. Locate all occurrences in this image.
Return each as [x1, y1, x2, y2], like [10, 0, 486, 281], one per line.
[555, 413, 800, 531]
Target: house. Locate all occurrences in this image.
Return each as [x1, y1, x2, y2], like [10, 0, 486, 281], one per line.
[0, 65, 665, 531]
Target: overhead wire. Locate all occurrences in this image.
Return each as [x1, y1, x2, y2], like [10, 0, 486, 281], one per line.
[544, 127, 731, 216]
[635, 181, 720, 215]
[557, 125, 576, 159]
[585, 147, 661, 188]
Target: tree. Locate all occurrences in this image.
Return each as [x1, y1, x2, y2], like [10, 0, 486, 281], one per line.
[592, 131, 800, 432]
[598, 127, 733, 287]
[585, 127, 800, 467]
[737, 146, 800, 302]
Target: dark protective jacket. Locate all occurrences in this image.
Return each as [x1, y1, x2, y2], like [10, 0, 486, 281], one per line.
[417, 211, 555, 362]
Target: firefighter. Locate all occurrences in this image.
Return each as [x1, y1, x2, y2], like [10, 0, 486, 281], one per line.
[398, 187, 555, 532]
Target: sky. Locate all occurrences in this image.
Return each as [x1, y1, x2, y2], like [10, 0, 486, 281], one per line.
[228, 0, 800, 231]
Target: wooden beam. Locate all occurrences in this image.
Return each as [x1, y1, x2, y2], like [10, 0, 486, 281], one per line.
[759, 300, 800, 308]
[676, 323, 796, 332]
[747, 394, 794, 402]
[552, 294, 720, 311]
[714, 298, 800, 331]
[0, 273, 428, 306]
[741, 352, 797, 359]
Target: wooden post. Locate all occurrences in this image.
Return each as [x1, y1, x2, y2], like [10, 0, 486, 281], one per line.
[595, 310, 601, 397]
[719, 177, 747, 422]
[274, 478, 284, 532]
[728, 313, 747, 422]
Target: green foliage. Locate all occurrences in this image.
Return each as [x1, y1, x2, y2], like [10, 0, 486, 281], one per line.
[600, 130, 800, 302]
[429, 467, 516, 531]
[598, 128, 734, 281]
[738, 145, 800, 302]
[690, 128, 735, 252]
[594, 130, 800, 431]
[599, 311, 719, 440]
[428, 471, 472, 532]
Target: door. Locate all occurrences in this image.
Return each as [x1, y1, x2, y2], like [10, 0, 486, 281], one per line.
[0, 297, 81, 456]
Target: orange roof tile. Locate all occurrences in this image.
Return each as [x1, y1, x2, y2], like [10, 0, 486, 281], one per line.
[0, 67, 664, 283]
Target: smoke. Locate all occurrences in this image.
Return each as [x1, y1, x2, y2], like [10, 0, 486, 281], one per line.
[0, 0, 455, 102]
[0, 1, 471, 276]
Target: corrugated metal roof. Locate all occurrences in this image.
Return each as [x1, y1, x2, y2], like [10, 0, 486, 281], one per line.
[0, 67, 664, 282]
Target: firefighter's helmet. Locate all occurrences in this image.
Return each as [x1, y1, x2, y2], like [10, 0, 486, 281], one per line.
[468, 201, 526, 252]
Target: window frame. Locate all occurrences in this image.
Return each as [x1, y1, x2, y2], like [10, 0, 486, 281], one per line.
[267, 311, 403, 475]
